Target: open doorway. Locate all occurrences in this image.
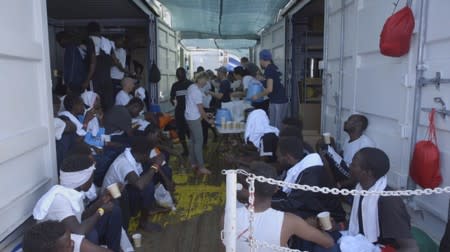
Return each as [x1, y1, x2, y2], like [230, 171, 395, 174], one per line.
[46, 0, 153, 107]
[290, 0, 324, 134]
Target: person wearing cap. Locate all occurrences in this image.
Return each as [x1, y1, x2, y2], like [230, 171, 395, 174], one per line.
[255, 49, 289, 129]
[208, 66, 232, 105]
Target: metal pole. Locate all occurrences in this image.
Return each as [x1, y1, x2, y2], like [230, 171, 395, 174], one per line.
[224, 171, 237, 252]
[321, 0, 330, 134]
[336, 0, 345, 148]
[408, 0, 428, 190]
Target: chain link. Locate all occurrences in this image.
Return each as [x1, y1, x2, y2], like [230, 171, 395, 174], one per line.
[223, 169, 450, 197]
[247, 176, 256, 252]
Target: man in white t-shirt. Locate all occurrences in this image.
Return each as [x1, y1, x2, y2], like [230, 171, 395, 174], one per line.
[102, 138, 165, 231]
[23, 220, 111, 252]
[115, 77, 135, 106]
[111, 36, 131, 96]
[32, 152, 123, 252]
[320, 114, 376, 188]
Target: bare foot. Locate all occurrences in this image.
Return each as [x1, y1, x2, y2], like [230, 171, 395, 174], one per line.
[197, 167, 212, 175]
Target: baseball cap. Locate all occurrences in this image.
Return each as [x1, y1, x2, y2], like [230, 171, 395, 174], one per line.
[259, 49, 272, 61]
[215, 66, 228, 73]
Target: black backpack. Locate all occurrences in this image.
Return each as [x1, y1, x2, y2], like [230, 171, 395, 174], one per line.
[149, 62, 161, 83]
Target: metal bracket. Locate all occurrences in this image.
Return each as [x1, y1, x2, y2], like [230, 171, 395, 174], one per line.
[421, 97, 450, 119]
[419, 72, 450, 89]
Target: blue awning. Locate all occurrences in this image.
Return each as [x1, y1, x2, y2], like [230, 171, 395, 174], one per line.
[158, 0, 290, 39]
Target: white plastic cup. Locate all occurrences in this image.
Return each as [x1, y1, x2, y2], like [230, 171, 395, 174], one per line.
[221, 117, 226, 128]
[132, 233, 142, 248]
[101, 134, 111, 143]
[227, 121, 233, 130]
[323, 132, 331, 145]
[317, 211, 332, 231]
[107, 183, 121, 199]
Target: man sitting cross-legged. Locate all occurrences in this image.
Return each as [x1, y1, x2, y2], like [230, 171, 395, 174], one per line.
[23, 220, 111, 252]
[32, 153, 123, 252]
[272, 136, 346, 251]
[347, 148, 418, 252]
[223, 161, 336, 251]
[102, 138, 166, 231]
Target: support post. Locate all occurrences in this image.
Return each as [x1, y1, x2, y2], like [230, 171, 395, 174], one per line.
[224, 171, 237, 252]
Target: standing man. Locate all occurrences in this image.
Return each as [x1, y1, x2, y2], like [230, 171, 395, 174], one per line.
[111, 36, 131, 97]
[85, 22, 115, 111]
[209, 66, 232, 105]
[254, 49, 288, 129]
[170, 67, 192, 156]
[55, 31, 87, 95]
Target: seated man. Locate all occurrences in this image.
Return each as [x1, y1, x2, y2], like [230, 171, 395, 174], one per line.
[103, 97, 144, 137]
[115, 77, 135, 106]
[320, 114, 376, 188]
[348, 148, 418, 252]
[23, 220, 111, 252]
[59, 94, 91, 138]
[243, 109, 279, 163]
[272, 136, 346, 251]
[225, 161, 336, 251]
[32, 153, 123, 252]
[53, 95, 76, 172]
[279, 125, 314, 155]
[102, 138, 165, 231]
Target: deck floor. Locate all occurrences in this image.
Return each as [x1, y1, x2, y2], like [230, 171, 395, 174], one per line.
[132, 139, 227, 251]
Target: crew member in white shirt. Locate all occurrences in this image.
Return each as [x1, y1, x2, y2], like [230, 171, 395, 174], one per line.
[320, 114, 376, 188]
[115, 77, 135, 106]
[185, 71, 215, 175]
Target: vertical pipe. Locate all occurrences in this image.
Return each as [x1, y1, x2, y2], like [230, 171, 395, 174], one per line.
[408, 0, 428, 190]
[321, 0, 330, 134]
[224, 171, 237, 252]
[336, 0, 346, 147]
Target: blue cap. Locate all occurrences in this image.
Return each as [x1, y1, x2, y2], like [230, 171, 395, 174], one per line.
[259, 49, 272, 61]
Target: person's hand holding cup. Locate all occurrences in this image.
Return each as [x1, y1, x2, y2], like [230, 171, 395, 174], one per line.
[106, 183, 122, 199]
[317, 211, 333, 231]
[322, 132, 332, 145]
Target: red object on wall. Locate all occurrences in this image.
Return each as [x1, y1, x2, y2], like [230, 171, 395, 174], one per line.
[380, 6, 415, 57]
[410, 109, 443, 188]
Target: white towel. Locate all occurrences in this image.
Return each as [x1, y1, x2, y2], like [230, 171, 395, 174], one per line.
[245, 109, 279, 150]
[135, 87, 146, 101]
[60, 164, 96, 189]
[54, 117, 66, 140]
[84, 184, 98, 202]
[33, 185, 85, 221]
[124, 148, 143, 175]
[89, 36, 114, 56]
[132, 118, 150, 131]
[349, 176, 387, 243]
[58, 111, 86, 136]
[86, 117, 100, 137]
[120, 228, 135, 252]
[283, 153, 323, 194]
[81, 90, 99, 110]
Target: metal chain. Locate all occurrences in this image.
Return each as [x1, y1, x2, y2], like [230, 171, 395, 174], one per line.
[222, 169, 450, 197]
[247, 176, 256, 252]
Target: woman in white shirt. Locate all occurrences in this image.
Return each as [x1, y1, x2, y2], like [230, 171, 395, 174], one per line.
[185, 71, 215, 175]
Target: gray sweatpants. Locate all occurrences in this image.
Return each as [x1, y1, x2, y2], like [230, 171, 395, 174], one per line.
[269, 102, 288, 129]
[186, 118, 204, 167]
